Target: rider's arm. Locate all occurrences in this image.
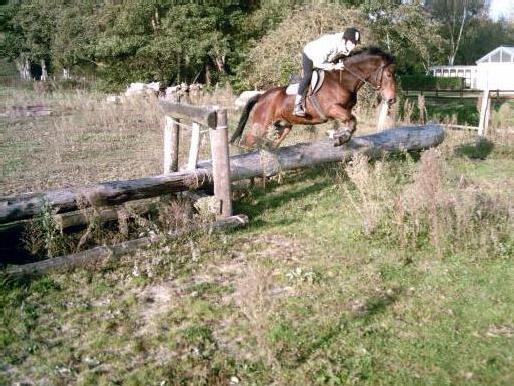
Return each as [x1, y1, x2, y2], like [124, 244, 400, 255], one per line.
[313, 60, 335, 71]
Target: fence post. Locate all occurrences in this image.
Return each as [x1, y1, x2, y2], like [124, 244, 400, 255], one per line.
[187, 122, 201, 170]
[163, 116, 180, 173]
[376, 101, 389, 131]
[210, 108, 232, 218]
[478, 89, 490, 137]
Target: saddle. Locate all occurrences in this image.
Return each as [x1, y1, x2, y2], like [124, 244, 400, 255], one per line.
[285, 69, 325, 96]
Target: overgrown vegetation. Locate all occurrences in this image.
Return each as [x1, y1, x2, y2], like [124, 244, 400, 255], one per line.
[400, 74, 464, 90]
[345, 150, 512, 258]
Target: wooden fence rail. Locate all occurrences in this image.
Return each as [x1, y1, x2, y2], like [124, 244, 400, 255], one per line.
[0, 124, 444, 225]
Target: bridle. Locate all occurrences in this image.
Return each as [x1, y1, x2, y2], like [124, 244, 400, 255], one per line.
[339, 61, 388, 92]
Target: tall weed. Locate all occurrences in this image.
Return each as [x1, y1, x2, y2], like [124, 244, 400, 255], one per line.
[344, 154, 399, 235]
[345, 150, 512, 258]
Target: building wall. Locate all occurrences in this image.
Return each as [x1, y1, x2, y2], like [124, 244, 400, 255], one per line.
[476, 63, 514, 90]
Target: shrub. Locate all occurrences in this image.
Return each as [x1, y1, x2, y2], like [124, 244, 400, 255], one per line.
[400, 74, 463, 90]
[235, 4, 370, 91]
[345, 150, 513, 258]
[23, 204, 73, 258]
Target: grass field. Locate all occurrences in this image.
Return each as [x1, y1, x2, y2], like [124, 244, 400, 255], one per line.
[1, 84, 513, 385]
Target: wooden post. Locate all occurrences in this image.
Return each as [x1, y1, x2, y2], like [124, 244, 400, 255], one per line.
[376, 101, 389, 131]
[41, 60, 48, 82]
[210, 108, 232, 218]
[478, 89, 490, 137]
[163, 116, 180, 173]
[187, 122, 201, 170]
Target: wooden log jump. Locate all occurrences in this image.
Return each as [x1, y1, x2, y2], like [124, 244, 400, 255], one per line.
[0, 124, 444, 225]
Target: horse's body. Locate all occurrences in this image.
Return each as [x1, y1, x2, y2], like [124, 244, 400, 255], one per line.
[230, 47, 397, 148]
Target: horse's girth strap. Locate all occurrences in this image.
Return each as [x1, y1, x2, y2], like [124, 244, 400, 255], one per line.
[308, 94, 327, 121]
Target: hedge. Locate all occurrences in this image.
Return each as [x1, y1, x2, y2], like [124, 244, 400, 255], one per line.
[400, 74, 464, 90]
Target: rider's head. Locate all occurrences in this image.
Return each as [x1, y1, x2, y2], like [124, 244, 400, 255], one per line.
[343, 27, 361, 52]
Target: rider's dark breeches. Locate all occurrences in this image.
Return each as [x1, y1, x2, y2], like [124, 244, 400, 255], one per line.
[298, 53, 313, 97]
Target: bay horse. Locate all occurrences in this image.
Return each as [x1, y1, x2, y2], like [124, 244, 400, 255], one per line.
[230, 47, 397, 148]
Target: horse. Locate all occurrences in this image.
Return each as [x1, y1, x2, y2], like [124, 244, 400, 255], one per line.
[230, 47, 397, 148]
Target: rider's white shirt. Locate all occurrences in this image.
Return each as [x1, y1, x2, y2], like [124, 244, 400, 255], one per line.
[303, 32, 351, 71]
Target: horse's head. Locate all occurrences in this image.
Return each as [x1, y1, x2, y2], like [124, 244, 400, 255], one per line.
[344, 47, 397, 105]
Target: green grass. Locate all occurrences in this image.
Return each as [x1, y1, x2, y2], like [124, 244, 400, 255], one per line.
[403, 97, 514, 129]
[1, 83, 513, 384]
[2, 142, 512, 384]
[404, 96, 480, 126]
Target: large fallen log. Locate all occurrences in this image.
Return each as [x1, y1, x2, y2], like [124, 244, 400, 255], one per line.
[203, 124, 445, 180]
[0, 125, 444, 224]
[6, 214, 249, 275]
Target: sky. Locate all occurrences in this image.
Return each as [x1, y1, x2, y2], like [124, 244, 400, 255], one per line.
[489, 0, 514, 20]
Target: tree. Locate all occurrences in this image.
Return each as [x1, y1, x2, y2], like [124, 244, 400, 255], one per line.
[426, 0, 487, 65]
[363, 1, 446, 73]
[456, 16, 514, 64]
[236, 4, 369, 90]
[50, 2, 101, 75]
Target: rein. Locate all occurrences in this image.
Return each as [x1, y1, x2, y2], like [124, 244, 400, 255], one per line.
[339, 62, 386, 91]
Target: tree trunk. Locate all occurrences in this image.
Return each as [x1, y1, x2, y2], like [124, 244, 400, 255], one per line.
[213, 55, 226, 73]
[16, 57, 31, 80]
[205, 63, 211, 85]
[41, 60, 48, 82]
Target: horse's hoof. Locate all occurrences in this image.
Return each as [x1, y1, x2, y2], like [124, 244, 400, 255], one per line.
[332, 130, 352, 146]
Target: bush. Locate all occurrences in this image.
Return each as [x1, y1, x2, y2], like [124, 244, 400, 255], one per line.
[235, 4, 370, 91]
[400, 74, 463, 90]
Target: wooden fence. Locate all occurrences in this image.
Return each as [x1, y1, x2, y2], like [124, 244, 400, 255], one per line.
[0, 99, 445, 273]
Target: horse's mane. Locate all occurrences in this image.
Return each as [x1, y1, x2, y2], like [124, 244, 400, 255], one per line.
[345, 46, 395, 64]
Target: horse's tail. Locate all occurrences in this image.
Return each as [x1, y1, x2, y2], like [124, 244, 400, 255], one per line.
[229, 94, 262, 144]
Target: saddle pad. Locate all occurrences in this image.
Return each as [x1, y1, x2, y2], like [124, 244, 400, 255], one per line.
[285, 70, 325, 96]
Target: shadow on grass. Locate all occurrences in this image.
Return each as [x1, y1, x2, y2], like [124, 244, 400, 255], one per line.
[362, 292, 399, 320]
[281, 291, 402, 369]
[455, 138, 494, 160]
[233, 166, 337, 225]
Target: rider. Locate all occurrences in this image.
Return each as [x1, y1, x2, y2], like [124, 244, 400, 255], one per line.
[294, 27, 362, 117]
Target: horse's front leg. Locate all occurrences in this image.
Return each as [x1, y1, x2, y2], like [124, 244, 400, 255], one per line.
[326, 105, 357, 146]
[273, 124, 292, 148]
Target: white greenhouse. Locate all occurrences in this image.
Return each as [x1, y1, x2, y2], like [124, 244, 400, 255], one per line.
[475, 46, 514, 90]
[430, 46, 514, 91]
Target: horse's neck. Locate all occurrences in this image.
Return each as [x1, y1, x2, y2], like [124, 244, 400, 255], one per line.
[346, 56, 381, 75]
